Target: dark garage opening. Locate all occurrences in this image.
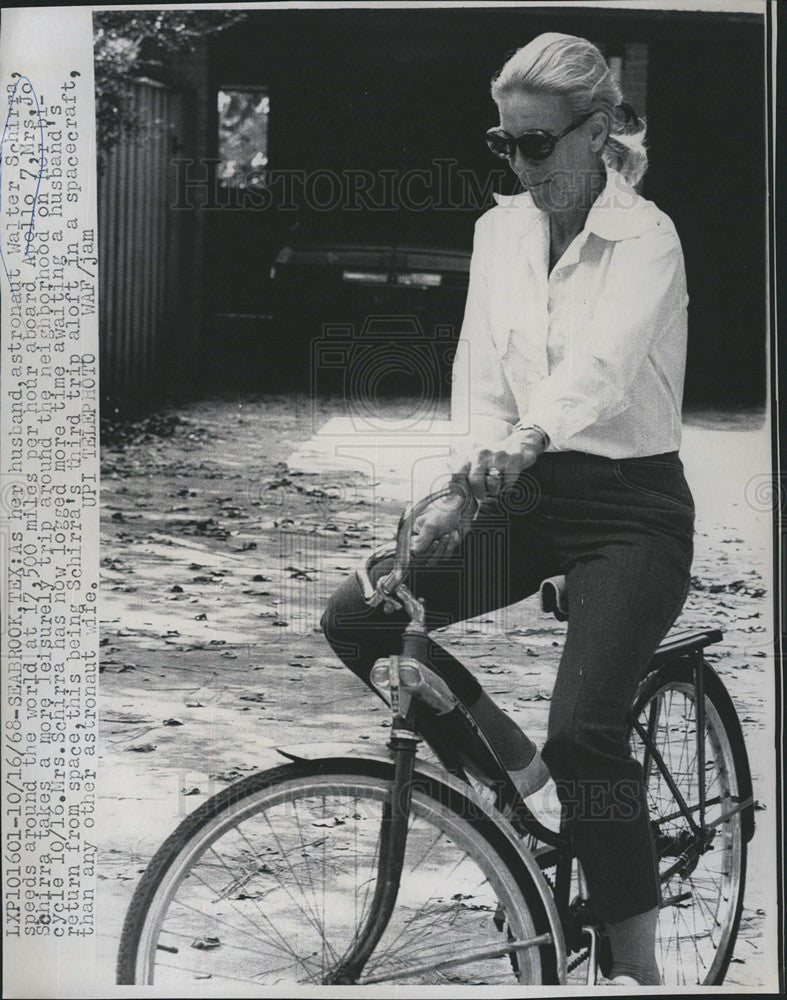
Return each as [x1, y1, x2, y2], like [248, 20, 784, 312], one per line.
[196, 7, 765, 410]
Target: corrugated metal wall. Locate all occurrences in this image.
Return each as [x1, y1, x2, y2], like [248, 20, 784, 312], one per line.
[98, 78, 189, 411]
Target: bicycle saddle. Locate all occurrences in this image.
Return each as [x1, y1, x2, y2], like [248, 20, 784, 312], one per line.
[540, 575, 568, 622]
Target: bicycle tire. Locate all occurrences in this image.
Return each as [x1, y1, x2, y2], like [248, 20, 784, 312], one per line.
[632, 658, 751, 986]
[117, 756, 560, 988]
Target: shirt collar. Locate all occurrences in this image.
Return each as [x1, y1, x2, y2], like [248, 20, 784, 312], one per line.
[492, 169, 661, 243]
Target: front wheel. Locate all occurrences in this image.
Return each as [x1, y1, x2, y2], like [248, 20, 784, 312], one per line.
[117, 756, 559, 988]
[632, 658, 751, 986]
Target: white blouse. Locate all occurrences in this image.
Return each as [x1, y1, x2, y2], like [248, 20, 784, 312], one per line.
[450, 169, 689, 461]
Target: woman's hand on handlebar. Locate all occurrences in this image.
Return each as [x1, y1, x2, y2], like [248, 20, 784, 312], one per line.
[408, 427, 547, 565]
[410, 493, 469, 563]
[455, 427, 547, 504]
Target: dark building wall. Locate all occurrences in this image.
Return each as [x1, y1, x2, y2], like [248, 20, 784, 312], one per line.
[157, 40, 210, 398]
[644, 22, 766, 407]
[206, 7, 766, 407]
[97, 36, 210, 414]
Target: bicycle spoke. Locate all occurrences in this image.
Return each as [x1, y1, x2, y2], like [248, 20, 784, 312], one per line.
[364, 843, 485, 973]
[354, 802, 385, 927]
[166, 892, 315, 978]
[153, 958, 319, 987]
[256, 800, 343, 958]
[288, 795, 340, 968]
[153, 922, 275, 955]
[124, 767, 548, 987]
[360, 933, 552, 984]
[151, 920, 314, 981]
[206, 840, 329, 960]
[376, 926, 501, 968]
[228, 824, 341, 971]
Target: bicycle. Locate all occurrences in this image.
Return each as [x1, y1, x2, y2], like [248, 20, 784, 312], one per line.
[116, 480, 756, 988]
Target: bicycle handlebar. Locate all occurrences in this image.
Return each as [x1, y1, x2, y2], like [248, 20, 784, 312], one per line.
[369, 476, 479, 599]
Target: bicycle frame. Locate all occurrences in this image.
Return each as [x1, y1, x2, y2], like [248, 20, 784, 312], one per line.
[630, 652, 754, 880]
[335, 483, 756, 985]
[322, 483, 565, 983]
[321, 669, 562, 985]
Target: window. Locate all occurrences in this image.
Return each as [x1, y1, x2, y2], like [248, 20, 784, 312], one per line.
[217, 87, 269, 189]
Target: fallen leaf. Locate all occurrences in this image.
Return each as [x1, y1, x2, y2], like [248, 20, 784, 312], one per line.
[191, 937, 221, 951]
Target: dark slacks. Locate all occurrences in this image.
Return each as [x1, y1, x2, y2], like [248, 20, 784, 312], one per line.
[320, 449, 695, 923]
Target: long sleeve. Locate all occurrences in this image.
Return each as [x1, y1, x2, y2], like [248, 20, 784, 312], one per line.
[525, 226, 688, 450]
[450, 218, 519, 466]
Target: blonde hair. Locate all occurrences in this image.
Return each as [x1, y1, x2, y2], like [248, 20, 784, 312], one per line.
[491, 32, 648, 186]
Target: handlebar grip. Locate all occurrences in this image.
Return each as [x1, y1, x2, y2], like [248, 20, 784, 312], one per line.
[377, 476, 478, 596]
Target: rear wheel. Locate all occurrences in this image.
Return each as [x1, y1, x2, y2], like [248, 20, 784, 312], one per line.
[632, 660, 749, 986]
[117, 757, 559, 988]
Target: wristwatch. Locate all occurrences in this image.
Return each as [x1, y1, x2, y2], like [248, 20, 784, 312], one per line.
[514, 423, 551, 450]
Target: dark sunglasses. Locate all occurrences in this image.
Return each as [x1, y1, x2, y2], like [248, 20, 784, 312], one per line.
[485, 110, 596, 162]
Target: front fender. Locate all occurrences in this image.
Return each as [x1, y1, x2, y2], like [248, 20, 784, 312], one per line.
[275, 740, 567, 983]
[275, 740, 390, 763]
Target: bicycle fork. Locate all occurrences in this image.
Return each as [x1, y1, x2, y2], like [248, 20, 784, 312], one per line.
[323, 725, 419, 985]
[323, 617, 440, 985]
[326, 579, 548, 984]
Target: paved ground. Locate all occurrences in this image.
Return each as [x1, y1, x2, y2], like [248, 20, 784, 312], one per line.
[94, 392, 778, 990]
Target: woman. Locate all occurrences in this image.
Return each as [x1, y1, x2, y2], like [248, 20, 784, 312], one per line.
[321, 33, 694, 987]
